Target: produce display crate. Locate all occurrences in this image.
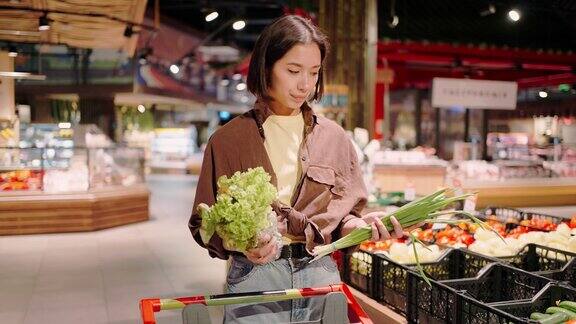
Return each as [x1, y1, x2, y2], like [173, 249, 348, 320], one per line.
[478, 206, 565, 232]
[494, 283, 576, 321]
[342, 250, 375, 296]
[405, 271, 527, 324]
[496, 243, 576, 287]
[440, 263, 552, 304]
[371, 248, 500, 315]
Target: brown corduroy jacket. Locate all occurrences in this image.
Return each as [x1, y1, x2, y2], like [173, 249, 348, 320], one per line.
[188, 100, 368, 260]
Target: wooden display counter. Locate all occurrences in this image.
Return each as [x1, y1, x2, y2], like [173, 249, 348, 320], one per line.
[463, 178, 576, 208]
[372, 164, 446, 196]
[0, 184, 150, 235]
[348, 286, 406, 324]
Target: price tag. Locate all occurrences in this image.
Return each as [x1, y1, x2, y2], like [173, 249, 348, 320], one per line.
[404, 182, 416, 201]
[453, 178, 464, 197]
[463, 195, 477, 213]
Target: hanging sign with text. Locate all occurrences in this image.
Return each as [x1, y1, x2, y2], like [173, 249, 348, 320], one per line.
[432, 78, 518, 110]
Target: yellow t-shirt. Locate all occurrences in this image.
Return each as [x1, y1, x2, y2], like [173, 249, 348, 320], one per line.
[262, 112, 304, 206]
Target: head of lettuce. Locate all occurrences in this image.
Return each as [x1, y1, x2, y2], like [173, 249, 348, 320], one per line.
[198, 167, 279, 253]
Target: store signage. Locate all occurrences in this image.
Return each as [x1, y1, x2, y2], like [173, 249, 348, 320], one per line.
[377, 68, 394, 84]
[432, 78, 517, 110]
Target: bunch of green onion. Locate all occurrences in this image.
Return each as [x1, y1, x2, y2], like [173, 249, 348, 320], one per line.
[311, 188, 502, 285]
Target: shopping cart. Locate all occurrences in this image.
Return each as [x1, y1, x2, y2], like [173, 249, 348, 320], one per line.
[140, 283, 373, 324]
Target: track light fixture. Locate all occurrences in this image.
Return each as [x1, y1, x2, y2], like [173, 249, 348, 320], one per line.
[8, 45, 18, 57]
[508, 9, 521, 22]
[232, 20, 246, 30]
[38, 12, 50, 31]
[205, 11, 219, 22]
[124, 25, 134, 38]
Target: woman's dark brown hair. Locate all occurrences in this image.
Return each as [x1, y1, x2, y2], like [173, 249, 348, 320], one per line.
[247, 15, 330, 101]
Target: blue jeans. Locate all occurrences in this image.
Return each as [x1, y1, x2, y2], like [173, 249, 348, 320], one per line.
[223, 255, 341, 324]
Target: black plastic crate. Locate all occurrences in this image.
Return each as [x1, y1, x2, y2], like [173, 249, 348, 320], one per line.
[479, 206, 565, 232]
[342, 250, 374, 296]
[496, 243, 576, 286]
[405, 271, 531, 324]
[371, 248, 499, 315]
[494, 283, 576, 320]
[441, 263, 552, 304]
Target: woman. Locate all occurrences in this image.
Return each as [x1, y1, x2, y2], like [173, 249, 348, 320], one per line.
[189, 15, 404, 323]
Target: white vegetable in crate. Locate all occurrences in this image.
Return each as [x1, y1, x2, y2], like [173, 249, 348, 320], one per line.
[519, 231, 545, 245]
[389, 242, 410, 263]
[503, 237, 523, 254]
[556, 223, 571, 236]
[418, 244, 442, 263]
[486, 237, 513, 256]
[546, 232, 569, 245]
[569, 237, 576, 253]
[469, 241, 490, 255]
[452, 242, 467, 249]
[474, 228, 499, 242]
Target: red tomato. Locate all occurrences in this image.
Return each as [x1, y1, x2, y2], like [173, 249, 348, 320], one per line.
[461, 234, 475, 246]
[570, 218, 576, 229]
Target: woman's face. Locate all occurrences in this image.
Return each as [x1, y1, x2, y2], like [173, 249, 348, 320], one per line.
[268, 43, 321, 115]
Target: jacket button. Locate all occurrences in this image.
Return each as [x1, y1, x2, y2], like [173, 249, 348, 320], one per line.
[301, 156, 306, 161]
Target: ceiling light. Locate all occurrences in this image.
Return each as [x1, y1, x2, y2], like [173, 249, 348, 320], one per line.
[205, 11, 219, 22]
[480, 4, 496, 16]
[138, 54, 147, 65]
[220, 79, 230, 86]
[232, 73, 242, 80]
[236, 82, 246, 91]
[508, 9, 521, 22]
[232, 20, 246, 31]
[38, 13, 50, 31]
[538, 90, 548, 98]
[124, 25, 134, 38]
[169, 64, 180, 74]
[137, 105, 146, 113]
[138, 47, 152, 65]
[8, 45, 17, 57]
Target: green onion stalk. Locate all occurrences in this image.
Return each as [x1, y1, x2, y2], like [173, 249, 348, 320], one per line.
[311, 188, 504, 285]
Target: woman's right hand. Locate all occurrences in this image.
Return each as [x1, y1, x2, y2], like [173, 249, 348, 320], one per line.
[244, 233, 278, 265]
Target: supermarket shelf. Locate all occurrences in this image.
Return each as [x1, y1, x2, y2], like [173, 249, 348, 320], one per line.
[0, 184, 150, 235]
[463, 178, 576, 208]
[372, 164, 446, 196]
[0, 166, 68, 171]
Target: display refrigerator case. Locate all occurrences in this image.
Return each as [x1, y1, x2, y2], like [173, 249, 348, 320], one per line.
[150, 127, 197, 174]
[0, 146, 149, 235]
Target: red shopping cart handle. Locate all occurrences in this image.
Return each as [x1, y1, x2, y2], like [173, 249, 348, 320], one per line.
[140, 283, 372, 324]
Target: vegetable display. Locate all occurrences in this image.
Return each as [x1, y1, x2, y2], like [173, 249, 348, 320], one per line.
[530, 300, 576, 323]
[469, 223, 576, 257]
[197, 167, 281, 253]
[312, 188, 497, 284]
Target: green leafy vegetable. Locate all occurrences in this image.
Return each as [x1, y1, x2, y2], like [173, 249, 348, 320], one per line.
[198, 167, 278, 252]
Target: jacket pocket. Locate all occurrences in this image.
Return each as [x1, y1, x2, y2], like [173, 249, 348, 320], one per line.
[306, 165, 346, 197]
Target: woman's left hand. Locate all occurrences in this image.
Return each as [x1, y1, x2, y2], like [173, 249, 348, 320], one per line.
[341, 213, 403, 242]
[364, 213, 403, 242]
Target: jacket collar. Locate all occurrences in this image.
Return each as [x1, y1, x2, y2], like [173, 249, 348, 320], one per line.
[252, 100, 317, 139]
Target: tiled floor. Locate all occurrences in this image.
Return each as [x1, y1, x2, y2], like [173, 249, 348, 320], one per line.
[0, 174, 227, 324]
